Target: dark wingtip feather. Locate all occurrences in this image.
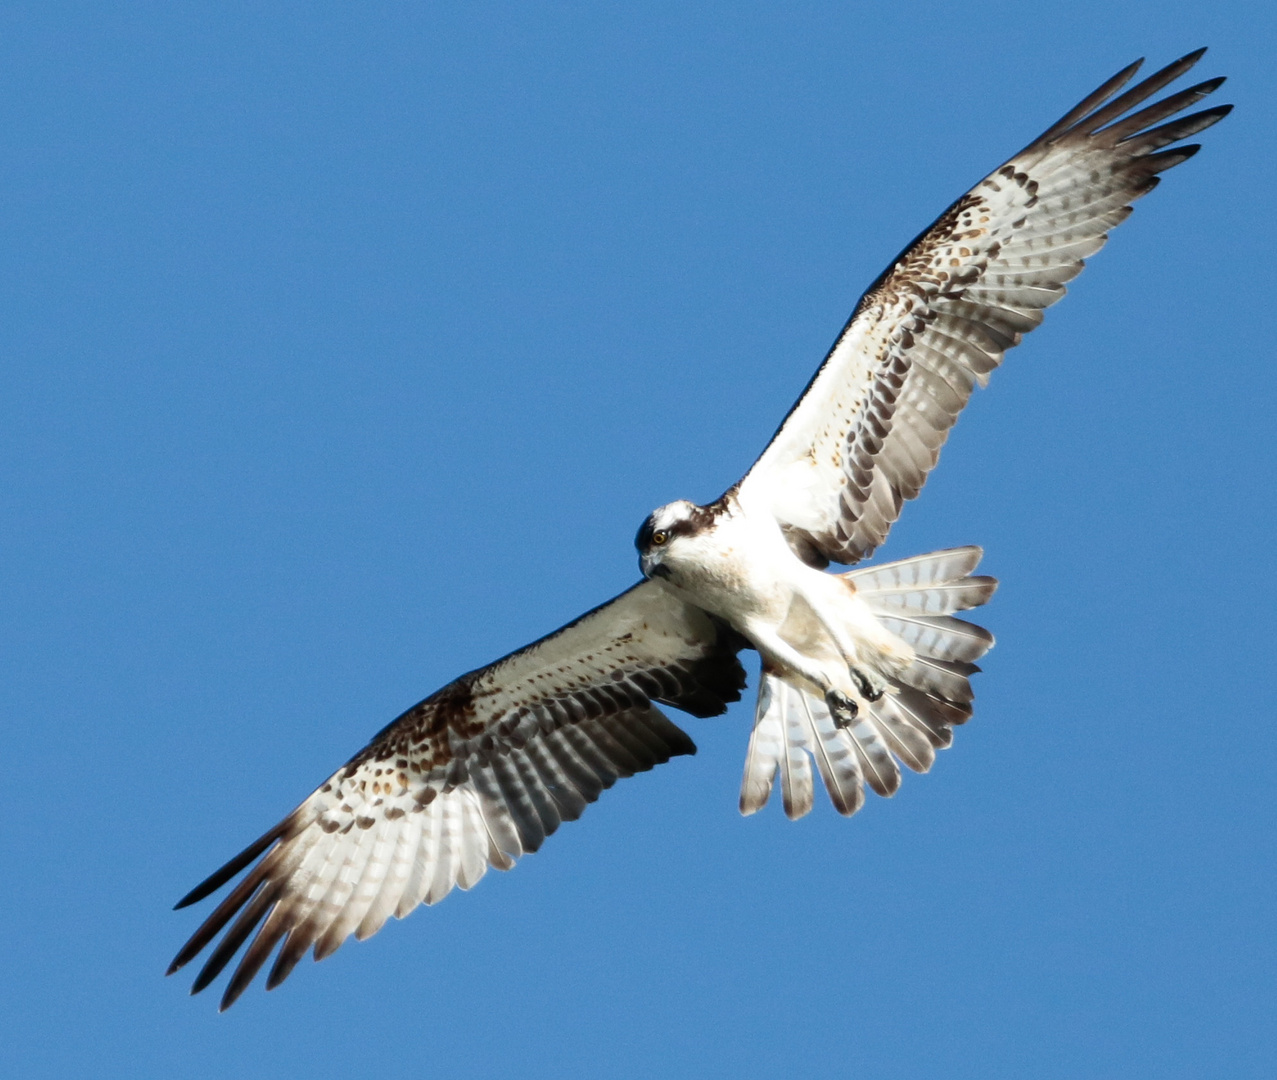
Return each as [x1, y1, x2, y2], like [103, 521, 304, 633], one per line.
[174, 823, 285, 909]
[1121, 103, 1234, 155]
[264, 931, 311, 991]
[1145, 144, 1203, 173]
[1066, 48, 1218, 141]
[641, 709, 698, 758]
[1034, 57, 1145, 145]
[218, 969, 256, 1012]
[1104, 76, 1230, 139]
[189, 966, 217, 996]
[187, 883, 278, 1001]
[673, 732, 698, 757]
[220, 919, 290, 1009]
[169, 874, 261, 974]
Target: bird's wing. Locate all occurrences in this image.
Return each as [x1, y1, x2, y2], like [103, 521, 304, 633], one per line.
[736, 50, 1230, 568]
[168, 581, 746, 1009]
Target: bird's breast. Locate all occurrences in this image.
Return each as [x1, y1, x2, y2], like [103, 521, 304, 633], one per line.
[667, 516, 800, 626]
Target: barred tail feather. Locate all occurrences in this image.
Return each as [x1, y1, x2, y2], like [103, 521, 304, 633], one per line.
[846, 545, 997, 617]
[740, 676, 784, 815]
[801, 692, 865, 817]
[740, 672, 865, 819]
[780, 698, 815, 820]
[739, 547, 997, 818]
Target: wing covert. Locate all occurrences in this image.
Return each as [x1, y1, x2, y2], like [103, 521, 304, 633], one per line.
[737, 50, 1230, 566]
[168, 582, 746, 1009]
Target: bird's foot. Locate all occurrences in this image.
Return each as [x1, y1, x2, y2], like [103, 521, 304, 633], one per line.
[825, 690, 858, 729]
[849, 666, 885, 702]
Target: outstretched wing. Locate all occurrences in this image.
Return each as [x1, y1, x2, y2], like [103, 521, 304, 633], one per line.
[737, 50, 1230, 567]
[168, 582, 746, 1009]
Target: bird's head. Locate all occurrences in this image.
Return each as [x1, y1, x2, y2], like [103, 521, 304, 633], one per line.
[635, 500, 712, 582]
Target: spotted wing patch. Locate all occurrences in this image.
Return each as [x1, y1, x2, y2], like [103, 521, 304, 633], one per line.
[739, 50, 1230, 565]
[168, 582, 746, 1010]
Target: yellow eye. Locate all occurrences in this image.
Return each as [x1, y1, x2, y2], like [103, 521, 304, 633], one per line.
[652, 531, 668, 546]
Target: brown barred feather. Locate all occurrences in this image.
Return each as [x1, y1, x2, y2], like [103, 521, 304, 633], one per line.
[169, 581, 746, 1008]
[738, 50, 1230, 566]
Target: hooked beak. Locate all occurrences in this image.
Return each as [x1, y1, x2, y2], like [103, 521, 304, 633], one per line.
[640, 552, 672, 580]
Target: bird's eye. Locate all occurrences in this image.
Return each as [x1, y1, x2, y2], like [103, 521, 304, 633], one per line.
[652, 531, 668, 546]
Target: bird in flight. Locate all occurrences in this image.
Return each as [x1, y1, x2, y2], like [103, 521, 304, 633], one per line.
[170, 50, 1230, 1009]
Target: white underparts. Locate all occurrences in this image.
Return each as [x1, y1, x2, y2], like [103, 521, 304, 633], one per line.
[645, 496, 997, 818]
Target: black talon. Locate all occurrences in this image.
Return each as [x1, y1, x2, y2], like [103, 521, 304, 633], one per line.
[825, 690, 858, 729]
[850, 667, 884, 702]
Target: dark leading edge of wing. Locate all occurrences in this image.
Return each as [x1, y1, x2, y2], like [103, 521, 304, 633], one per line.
[168, 583, 746, 1009]
[740, 49, 1231, 567]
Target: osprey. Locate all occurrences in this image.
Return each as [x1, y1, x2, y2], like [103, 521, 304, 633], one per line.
[170, 51, 1230, 1008]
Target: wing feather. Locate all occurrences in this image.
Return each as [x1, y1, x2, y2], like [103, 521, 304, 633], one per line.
[169, 581, 747, 1008]
[737, 51, 1230, 565]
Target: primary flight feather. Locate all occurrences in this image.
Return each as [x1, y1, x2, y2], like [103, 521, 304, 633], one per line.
[170, 50, 1230, 1009]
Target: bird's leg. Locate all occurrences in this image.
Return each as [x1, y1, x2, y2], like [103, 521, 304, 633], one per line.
[741, 621, 830, 689]
[825, 690, 859, 729]
[796, 589, 889, 703]
[850, 667, 886, 703]
[741, 620, 859, 727]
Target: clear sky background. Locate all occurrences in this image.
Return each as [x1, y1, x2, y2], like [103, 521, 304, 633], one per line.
[2, 3, 1273, 1078]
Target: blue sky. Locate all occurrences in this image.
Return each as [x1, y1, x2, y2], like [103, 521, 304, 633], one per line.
[2, 3, 1274, 1078]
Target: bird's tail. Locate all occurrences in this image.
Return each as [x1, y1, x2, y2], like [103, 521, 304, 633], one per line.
[739, 546, 997, 819]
